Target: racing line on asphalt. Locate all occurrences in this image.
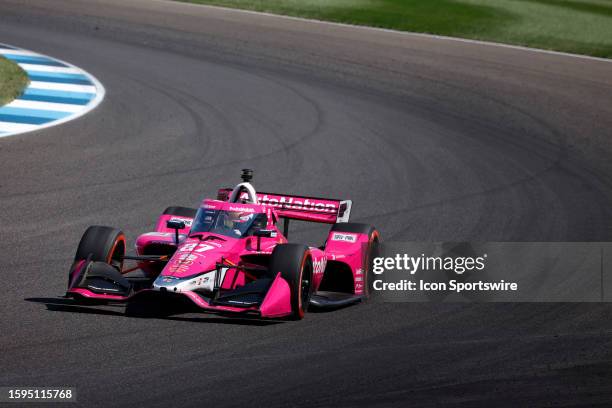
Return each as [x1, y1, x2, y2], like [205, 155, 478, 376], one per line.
[0, 43, 104, 137]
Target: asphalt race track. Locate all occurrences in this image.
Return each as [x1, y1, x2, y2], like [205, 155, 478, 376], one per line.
[1, 1, 612, 406]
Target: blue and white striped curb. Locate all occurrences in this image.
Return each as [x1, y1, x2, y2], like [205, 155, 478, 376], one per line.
[0, 43, 105, 137]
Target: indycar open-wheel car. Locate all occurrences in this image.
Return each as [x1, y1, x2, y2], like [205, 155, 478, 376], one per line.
[66, 169, 380, 320]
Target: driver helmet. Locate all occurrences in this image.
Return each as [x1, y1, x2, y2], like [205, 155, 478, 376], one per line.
[223, 211, 252, 234]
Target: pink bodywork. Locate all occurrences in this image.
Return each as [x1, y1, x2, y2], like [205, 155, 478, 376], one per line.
[67, 196, 370, 318]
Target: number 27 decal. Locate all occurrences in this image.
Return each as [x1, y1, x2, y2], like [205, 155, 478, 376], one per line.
[179, 243, 215, 252]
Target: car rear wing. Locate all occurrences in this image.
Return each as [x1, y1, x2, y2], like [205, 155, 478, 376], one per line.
[217, 188, 351, 224]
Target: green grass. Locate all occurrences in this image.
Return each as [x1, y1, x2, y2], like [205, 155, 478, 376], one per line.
[0, 56, 28, 106]
[176, 0, 612, 58]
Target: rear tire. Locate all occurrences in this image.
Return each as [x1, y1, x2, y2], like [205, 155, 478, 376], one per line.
[74, 225, 126, 271]
[269, 244, 313, 320]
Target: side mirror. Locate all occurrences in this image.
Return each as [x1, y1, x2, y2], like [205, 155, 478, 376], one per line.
[253, 229, 275, 238]
[166, 219, 186, 230]
[166, 219, 186, 245]
[253, 229, 276, 251]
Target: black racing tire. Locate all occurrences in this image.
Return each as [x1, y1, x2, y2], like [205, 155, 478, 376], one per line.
[330, 222, 380, 299]
[74, 225, 126, 271]
[269, 244, 313, 320]
[163, 206, 197, 218]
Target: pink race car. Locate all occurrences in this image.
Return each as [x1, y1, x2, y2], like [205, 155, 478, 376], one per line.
[66, 170, 380, 320]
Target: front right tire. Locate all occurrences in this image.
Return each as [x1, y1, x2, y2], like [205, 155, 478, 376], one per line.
[69, 225, 126, 291]
[74, 225, 126, 271]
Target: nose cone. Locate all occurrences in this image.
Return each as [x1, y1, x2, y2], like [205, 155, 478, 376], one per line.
[161, 237, 234, 278]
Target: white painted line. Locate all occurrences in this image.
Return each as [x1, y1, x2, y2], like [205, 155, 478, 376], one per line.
[0, 48, 38, 56]
[28, 81, 97, 93]
[0, 122, 38, 133]
[17, 63, 80, 74]
[7, 99, 84, 113]
[161, 0, 612, 64]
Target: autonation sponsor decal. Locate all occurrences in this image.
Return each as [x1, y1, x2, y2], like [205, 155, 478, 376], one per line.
[258, 194, 337, 213]
[371, 242, 612, 302]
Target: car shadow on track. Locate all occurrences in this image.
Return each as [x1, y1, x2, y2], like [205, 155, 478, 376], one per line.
[24, 297, 283, 326]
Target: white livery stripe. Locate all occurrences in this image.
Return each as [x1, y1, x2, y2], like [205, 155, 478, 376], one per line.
[17, 63, 81, 74]
[7, 99, 84, 113]
[28, 81, 97, 93]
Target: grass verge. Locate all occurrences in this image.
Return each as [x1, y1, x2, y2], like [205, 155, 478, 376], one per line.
[175, 0, 612, 58]
[0, 56, 28, 106]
